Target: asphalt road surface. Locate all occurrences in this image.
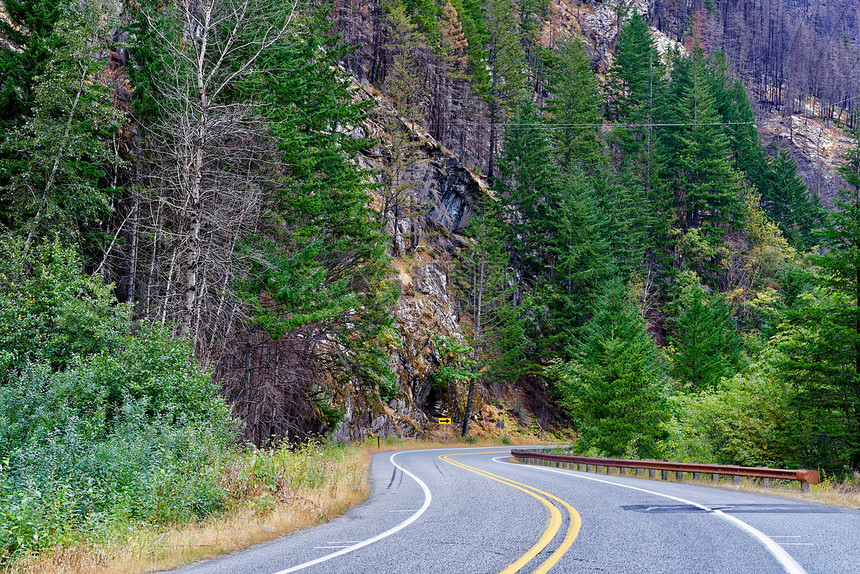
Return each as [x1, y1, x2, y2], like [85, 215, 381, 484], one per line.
[173, 447, 860, 573]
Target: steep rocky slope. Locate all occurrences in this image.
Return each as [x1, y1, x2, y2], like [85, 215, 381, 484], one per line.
[333, 79, 484, 440]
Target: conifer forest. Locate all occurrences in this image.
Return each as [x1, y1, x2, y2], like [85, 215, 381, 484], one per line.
[1, 0, 860, 564]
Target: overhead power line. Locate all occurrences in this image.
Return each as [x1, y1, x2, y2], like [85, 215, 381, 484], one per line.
[499, 121, 756, 130]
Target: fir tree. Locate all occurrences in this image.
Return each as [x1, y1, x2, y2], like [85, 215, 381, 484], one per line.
[669, 280, 742, 390]
[606, 12, 669, 262]
[496, 101, 606, 356]
[0, 0, 66, 127]
[550, 276, 667, 458]
[483, 0, 526, 180]
[237, 12, 397, 397]
[380, 0, 425, 255]
[760, 146, 823, 249]
[777, 116, 860, 469]
[661, 47, 744, 240]
[546, 37, 603, 172]
[706, 58, 822, 249]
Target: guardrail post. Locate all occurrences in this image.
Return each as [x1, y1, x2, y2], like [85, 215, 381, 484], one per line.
[801, 481, 809, 493]
[676, 471, 683, 481]
[712, 473, 719, 484]
[620, 467, 626, 476]
[693, 472, 701, 481]
[586, 464, 591, 472]
[733, 475, 740, 486]
[649, 469, 656, 479]
[636, 468, 642, 477]
[763, 478, 770, 488]
[661, 470, 669, 480]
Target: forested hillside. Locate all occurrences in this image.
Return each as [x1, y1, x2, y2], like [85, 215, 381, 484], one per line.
[1, 0, 860, 564]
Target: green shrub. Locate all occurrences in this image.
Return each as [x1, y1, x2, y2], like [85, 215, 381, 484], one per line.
[0, 240, 237, 562]
[662, 354, 794, 467]
[0, 239, 130, 378]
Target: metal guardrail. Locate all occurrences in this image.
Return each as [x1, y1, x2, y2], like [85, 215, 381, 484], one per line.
[511, 449, 820, 492]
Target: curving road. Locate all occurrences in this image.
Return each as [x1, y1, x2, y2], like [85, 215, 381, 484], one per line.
[174, 447, 860, 574]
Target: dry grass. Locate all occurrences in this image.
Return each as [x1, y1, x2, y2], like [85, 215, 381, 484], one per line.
[6, 446, 373, 574]
[689, 474, 860, 509]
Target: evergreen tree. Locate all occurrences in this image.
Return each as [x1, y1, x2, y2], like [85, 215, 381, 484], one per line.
[447, 0, 487, 84]
[496, 102, 606, 356]
[545, 37, 603, 172]
[237, 12, 397, 397]
[669, 280, 742, 389]
[550, 276, 667, 458]
[594, 168, 649, 281]
[0, 0, 66, 128]
[760, 146, 823, 249]
[661, 47, 744, 240]
[777, 117, 860, 469]
[439, 1, 469, 73]
[0, 1, 125, 246]
[608, 11, 667, 160]
[606, 12, 669, 261]
[483, 0, 526, 180]
[706, 58, 822, 249]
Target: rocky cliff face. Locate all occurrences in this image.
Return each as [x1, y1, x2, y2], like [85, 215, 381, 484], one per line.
[334, 79, 487, 440]
[760, 113, 853, 208]
[540, 0, 681, 71]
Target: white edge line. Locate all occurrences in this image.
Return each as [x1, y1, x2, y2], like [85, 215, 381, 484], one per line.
[493, 456, 807, 574]
[271, 451, 432, 574]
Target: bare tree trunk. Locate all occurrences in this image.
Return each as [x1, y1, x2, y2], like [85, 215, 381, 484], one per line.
[462, 252, 485, 437]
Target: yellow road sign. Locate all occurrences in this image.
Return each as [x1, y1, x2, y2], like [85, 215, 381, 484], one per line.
[438, 418, 452, 425]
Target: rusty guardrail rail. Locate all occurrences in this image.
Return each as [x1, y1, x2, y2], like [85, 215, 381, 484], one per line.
[511, 449, 819, 492]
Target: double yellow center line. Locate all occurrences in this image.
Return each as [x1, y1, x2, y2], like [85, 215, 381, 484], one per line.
[439, 452, 582, 574]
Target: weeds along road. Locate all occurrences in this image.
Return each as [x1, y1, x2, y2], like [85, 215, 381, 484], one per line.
[174, 447, 860, 574]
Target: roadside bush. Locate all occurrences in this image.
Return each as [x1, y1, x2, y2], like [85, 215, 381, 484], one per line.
[662, 353, 794, 467]
[0, 240, 237, 562]
[0, 239, 130, 378]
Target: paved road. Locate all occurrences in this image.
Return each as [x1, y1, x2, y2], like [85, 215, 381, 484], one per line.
[174, 447, 860, 573]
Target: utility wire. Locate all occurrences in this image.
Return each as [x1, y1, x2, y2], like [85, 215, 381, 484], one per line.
[484, 121, 756, 130]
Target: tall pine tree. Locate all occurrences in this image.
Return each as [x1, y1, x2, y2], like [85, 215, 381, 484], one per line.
[550, 276, 667, 458]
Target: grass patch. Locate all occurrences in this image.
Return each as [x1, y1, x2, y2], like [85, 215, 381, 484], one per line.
[4, 442, 373, 574]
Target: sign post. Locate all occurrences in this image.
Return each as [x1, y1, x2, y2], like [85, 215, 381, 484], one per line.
[496, 421, 505, 441]
[438, 417, 451, 444]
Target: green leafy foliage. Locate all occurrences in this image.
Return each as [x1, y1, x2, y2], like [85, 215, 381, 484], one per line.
[663, 353, 794, 467]
[0, 0, 125, 244]
[431, 333, 476, 388]
[669, 277, 742, 390]
[0, 240, 235, 561]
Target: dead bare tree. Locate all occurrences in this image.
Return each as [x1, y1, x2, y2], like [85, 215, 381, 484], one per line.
[136, 0, 297, 360]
